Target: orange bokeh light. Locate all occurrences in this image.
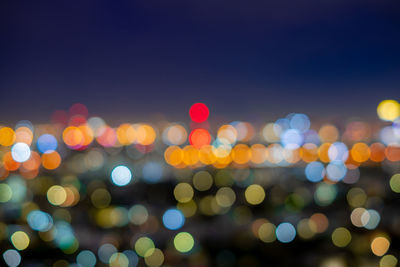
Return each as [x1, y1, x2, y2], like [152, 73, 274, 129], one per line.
[63, 126, 84, 147]
[42, 151, 62, 170]
[3, 152, 20, 171]
[0, 127, 16, 146]
[370, 143, 386, 162]
[350, 143, 370, 163]
[189, 128, 211, 149]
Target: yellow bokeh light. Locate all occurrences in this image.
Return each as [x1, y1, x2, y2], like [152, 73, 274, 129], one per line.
[193, 171, 213, 191]
[331, 227, 351, 247]
[199, 195, 215, 216]
[11, 231, 30, 250]
[96, 208, 117, 228]
[90, 188, 111, 208]
[297, 219, 317, 239]
[377, 100, 400, 121]
[0, 184, 12, 202]
[346, 187, 367, 208]
[177, 200, 197, 217]
[47, 185, 67, 206]
[144, 248, 164, 267]
[174, 183, 194, 203]
[215, 187, 236, 207]
[258, 222, 276, 243]
[390, 174, 400, 193]
[135, 237, 155, 257]
[109, 252, 129, 267]
[245, 184, 265, 205]
[174, 232, 194, 253]
[380, 255, 398, 267]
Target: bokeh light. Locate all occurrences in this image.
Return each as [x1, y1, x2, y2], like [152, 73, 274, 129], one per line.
[0, 101, 399, 265]
[134, 237, 155, 257]
[3, 249, 21, 267]
[76, 250, 97, 267]
[189, 103, 209, 123]
[11, 143, 31, 163]
[162, 209, 185, 230]
[371, 236, 390, 256]
[27, 210, 53, 232]
[10, 231, 30, 250]
[305, 161, 325, 182]
[245, 184, 265, 205]
[331, 227, 351, 247]
[37, 134, 58, 153]
[111, 165, 132, 186]
[377, 100, 400, 121]
[174, 232, 194, 253]
[276, 222, 296, 243]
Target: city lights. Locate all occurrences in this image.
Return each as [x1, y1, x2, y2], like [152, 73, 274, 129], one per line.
[0, 101, 399, 266]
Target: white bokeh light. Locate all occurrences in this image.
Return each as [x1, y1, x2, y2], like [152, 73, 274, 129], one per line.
[111, 165, 132, 186]
[11, 142, 31, 162]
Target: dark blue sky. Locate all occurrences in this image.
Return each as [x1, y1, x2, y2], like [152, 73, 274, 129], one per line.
[1, 0, 400, 123]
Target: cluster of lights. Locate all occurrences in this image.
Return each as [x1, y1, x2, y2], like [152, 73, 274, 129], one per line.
[0, 100, 399, 266]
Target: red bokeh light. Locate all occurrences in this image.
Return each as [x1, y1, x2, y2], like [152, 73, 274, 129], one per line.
[69, 103, 89, 118]
[189, 128, 211, 148]
[189, 103, 209, 123]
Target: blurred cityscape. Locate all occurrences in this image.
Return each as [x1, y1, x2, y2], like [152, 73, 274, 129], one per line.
[0, 100, 400, 266]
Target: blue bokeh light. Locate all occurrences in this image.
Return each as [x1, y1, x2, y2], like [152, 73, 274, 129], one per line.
[281, 129, 303, 149]
[289, 113, 310, 133]
[276, 222, 296, 243]
[27, 210, 53, 232]
[305, 161, 325, 182]
[37, 134, 58, 153]
[3, 249, 21, 267]
[54, 221, 75, 249]
[162, 208, 185, 230]
[76, 250, 97, 267]
[328, 142, 349, 162]
[326, 160, 347, 181]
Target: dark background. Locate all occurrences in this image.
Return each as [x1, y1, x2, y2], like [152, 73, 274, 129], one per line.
[1, 0, 400, 123]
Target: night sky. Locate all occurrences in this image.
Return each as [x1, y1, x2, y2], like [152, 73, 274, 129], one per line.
[1, 0, 400, 124]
